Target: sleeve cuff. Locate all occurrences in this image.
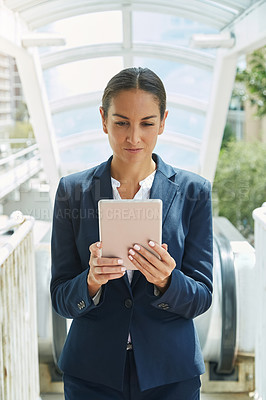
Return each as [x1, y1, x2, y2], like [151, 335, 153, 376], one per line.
[92, 287, 103, 305]
[153, 285, 161, 297]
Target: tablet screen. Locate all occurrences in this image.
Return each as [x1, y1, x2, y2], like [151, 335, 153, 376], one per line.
[98, 199, 162, 270]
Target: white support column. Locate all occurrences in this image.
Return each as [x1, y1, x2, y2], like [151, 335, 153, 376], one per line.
[0, 35, 60, 202]
[16, 48, 61, 201]
[253, 205, 266, 400]
[225, 0, 266, 57]
[199, 49, 238, 183]
[122, 4, 133, 68]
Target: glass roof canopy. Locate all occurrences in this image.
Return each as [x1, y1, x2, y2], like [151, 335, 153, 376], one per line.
[1, 0, 266, 198]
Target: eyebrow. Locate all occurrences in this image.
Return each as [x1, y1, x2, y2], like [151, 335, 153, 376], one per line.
[112, 113, 158, 120]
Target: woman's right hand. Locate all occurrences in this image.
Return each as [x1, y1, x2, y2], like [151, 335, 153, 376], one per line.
[87, 242, 126, 297]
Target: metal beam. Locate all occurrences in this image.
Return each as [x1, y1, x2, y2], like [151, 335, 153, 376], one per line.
[122, 4, 133, 68]
[50, 91, 208, 115]
[11, 0, 230, 30]
[15, 49, 61, 200]
[167, 94, 208, 114]
[0, 9, 61, 202]
[159, 130, 201, 152]
[224, 0, 266, 56]
[50, 92, 102, 114]
[57, 128, 201, 153]
[210, 0, 247, 13]
[21, 33, 66, 47]
[199, 49, 238, 183]
[40, 43, 214, 70]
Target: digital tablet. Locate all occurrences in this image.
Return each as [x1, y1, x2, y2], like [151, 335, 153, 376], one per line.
[98, 199, 162, 270]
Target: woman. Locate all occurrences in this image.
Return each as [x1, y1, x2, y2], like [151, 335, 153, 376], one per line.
[50, 67, 213, 400]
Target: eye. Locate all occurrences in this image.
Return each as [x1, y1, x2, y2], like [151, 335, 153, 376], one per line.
[115, 121, 128, 127]
[142, 122, 154, 127]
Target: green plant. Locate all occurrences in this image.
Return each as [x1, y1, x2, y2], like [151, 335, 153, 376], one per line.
[221, 123, 236, 149]
[213, 141, 266, 240]
[235, 46, 266, 118]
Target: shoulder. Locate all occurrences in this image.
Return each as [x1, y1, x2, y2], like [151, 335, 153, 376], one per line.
[59, 159, 108, 191]
[62, 166, 97, 186]
[154, 154, 211, 201]
[173, 169, 211, 205]
[174, 167, 210, 191]
[155, 153, 210, 191]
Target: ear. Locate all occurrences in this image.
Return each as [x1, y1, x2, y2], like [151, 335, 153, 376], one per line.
[158, 110, 168, 135]
[99, 106, 108, 134]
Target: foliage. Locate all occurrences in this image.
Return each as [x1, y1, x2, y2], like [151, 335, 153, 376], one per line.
[221, 123, 236, 149]
[7, 101, 34, 149]
[235, 46, 266, 118]
[15, 101, 30, 122]
[213, 141, 266, 240]
[8, 121, 34, 150]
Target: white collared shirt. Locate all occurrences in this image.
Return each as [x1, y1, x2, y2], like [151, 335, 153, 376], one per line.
[111, 170, 156, 284]
[92, 169, 160, 307]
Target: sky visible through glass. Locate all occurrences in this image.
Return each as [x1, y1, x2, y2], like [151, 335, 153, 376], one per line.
[39, 10, 218, 172]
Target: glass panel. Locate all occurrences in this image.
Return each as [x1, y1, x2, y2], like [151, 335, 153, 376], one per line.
[60, 139, 199, 175]
[38, 11, 122, 53]
[165, 107, 205, 139]
[0, 52, 35, 154]
[59, 139, 112, 174]
[53, 105, 204, 140]
[133, 11, 218, 49]
[52, 106, 101, 137]
[154, 141, 199, 171]
[134, 57, 213, 101]
[43, 57, 123, 101]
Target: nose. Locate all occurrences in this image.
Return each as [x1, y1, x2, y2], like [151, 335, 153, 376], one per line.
[126, 125, 141, 146]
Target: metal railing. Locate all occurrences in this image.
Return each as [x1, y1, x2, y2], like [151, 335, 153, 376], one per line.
[0, 216, 40, 400]
[0, 143, 42, 199]
[253, 204, 266, 400]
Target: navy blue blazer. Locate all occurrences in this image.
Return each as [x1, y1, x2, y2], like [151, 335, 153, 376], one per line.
[50, 154, 213, 391]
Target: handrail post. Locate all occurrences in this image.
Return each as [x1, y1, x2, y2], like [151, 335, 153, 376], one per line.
[253, 204, 266, 400]
[0, 217, 41, 399]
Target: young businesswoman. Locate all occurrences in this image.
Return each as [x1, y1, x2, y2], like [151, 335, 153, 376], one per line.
[50, 67, 213, 399]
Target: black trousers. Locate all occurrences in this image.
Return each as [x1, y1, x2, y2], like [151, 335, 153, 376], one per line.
[63, 350, 201, 400]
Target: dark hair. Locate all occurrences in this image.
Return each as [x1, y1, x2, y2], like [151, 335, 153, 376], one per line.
[101, 67, 166, 120]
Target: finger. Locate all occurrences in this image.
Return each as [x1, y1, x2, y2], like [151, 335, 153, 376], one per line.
[128, 248, 165, 276]
[131, 244, 164, 267]
[105, 273, 126, 281]
[128, 254, 158, 280]
[94, 257, 124, 267]
[161, 243, 168, 251]
[95, 266, 127, 274]
[89, 241, 102, 256]
[147, 241, 171, 262]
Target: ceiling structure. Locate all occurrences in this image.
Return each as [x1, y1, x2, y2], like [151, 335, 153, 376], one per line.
[0, 0, 266, 199]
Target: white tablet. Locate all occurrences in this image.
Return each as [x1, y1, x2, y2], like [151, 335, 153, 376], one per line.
[98, 199, 162, 270]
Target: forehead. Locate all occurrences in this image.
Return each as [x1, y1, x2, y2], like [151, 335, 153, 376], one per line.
[109, 89, 160, 115]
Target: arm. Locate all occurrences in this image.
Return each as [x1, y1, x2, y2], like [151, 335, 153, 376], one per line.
[50, 178, 126, 318]
[50, 178, 97, 319]
[129, 179, 213, 319]
[153, 179, 213, 319]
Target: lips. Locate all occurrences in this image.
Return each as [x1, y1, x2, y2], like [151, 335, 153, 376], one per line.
[125, 148, 143, 153]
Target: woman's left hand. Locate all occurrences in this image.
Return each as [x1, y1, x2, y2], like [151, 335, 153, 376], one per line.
[128, 241, 176, 293]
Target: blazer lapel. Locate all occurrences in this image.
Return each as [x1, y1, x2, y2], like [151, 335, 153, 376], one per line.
[87, 156, 113, 212]
[132, 154, 180, 288]
[150, 171, 179, 227]
[86, 154, 180, 291]
[86, 157, 135, 293]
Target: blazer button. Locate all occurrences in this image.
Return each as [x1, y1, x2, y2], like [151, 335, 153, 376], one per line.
[124, 298, 133, 309]
[158, 302, 170, 310]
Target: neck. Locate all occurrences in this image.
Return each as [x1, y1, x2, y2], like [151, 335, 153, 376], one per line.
[111, 156, 156, 184]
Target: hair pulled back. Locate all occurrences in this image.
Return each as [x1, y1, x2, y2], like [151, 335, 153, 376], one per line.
[101, 67, 166, 120]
